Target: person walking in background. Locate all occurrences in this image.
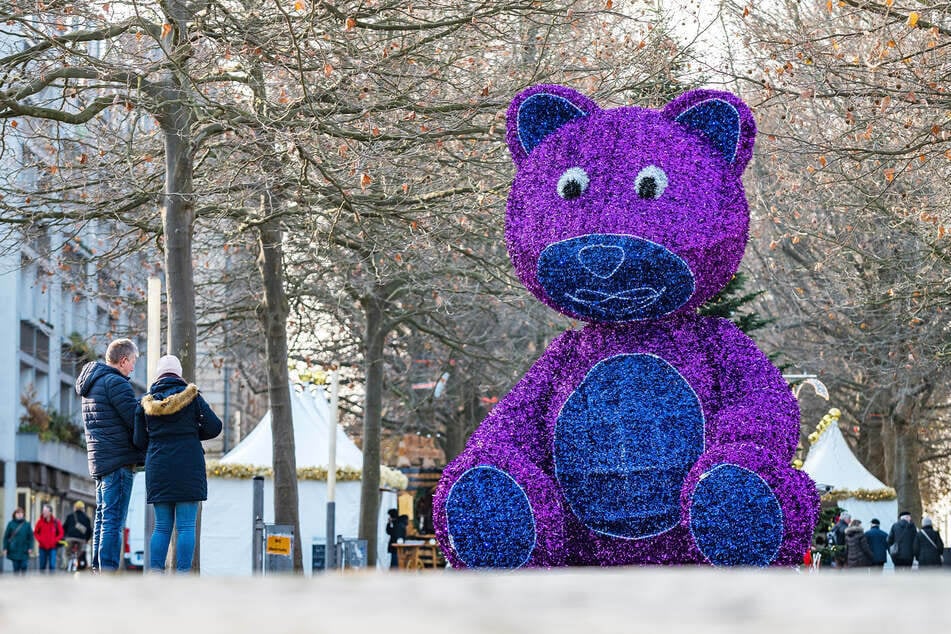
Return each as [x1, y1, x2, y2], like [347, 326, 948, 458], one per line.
[914, 517, 944, 568]
[33, 504, 64, 573]
[63, 501, 93, 570]
[865, 518, 889, 570]
[3, 508, 34, 575]
[386, 508, 408, 569]
[844, 519, 874, 569]
[832, 511, 851, 568]
[75, 338, 145, 572]
[887, 511, 917, 570]
[133, 355, 222, 573]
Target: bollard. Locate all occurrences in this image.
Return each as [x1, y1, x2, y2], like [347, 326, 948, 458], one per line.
[252, 475, 264, 574]
[325, 501, 336, 570]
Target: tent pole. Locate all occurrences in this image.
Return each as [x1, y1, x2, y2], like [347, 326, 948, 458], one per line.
[326, 366, 339, 570]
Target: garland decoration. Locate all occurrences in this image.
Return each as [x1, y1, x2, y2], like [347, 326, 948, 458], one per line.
[821, 487, 898, 502]
[808, 407, 841, 445]
[206, 461, 408, 489]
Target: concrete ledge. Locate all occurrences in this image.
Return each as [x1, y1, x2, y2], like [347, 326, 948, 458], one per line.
[1, 568, 949, 632]
[15, 432, 88, 478]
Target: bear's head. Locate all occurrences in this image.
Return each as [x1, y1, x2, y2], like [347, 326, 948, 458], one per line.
[505, 85, 756, 323]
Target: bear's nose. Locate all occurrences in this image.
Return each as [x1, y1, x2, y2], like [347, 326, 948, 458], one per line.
[577, 244, 625, 279]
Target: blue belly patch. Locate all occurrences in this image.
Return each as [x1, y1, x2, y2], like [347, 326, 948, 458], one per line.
[554, 353, 704, 538]
[445, 466, 536, 568]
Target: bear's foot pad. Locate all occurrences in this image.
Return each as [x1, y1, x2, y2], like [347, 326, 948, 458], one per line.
[445, 466, 536, 568]
[689, 464, 783, 566]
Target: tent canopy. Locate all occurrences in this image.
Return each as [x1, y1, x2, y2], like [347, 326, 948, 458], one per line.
[220, 383, 363, 469]
[203, 382, 396, 575]
[802, 411, 898, 531]
[803, 416, 889, 493]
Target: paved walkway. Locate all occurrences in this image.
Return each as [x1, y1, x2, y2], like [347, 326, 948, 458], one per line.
[1, 568, 948, 632]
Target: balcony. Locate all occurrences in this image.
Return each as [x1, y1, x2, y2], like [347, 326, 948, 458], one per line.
[15, 432, 89, 478]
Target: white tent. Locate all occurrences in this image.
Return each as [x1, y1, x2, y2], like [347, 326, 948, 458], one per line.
[803, 412, 898, 531]
[200, 383, 397, 575]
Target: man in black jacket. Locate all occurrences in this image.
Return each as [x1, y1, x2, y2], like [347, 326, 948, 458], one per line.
[63, 500, 93, 570]
[865, 518, 889, 570]
[75, 338, 144, 572]
[887, 511, 917, 570]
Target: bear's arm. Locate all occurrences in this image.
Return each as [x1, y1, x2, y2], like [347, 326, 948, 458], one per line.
[705, 317, 800, 461]
[463, 329, 581, 466]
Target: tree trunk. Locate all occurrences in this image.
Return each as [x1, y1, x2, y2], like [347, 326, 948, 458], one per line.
[256, 194, 302, 571]
[161, 96, 197, 381]
[444, 379, 479, 462]
[889, 383, 930, 524]
[856, 411, 886, 484]
[359, 293, 386, 567]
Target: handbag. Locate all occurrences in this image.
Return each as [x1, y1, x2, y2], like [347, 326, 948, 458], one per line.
[889, 542, 899, 556]
[73, 512, 88, 537]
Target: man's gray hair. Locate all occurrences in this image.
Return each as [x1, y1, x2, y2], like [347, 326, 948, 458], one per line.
[106, 338, 139, 364]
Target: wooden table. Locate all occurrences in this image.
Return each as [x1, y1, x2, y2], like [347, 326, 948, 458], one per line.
[392, 540, 444, 570]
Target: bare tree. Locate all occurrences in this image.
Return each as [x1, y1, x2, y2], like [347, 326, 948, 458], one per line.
[720, 0, 951, 519]
[273, 1, 701, 562]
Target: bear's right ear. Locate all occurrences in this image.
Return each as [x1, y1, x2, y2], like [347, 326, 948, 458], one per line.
[506, 85, 598, 168]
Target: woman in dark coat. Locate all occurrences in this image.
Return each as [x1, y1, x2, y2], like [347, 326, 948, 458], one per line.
[3, 507, 34, 574]
[844, 519, 874, 569]
[133, 355, 222, 573]
[914, 517, 944, 567]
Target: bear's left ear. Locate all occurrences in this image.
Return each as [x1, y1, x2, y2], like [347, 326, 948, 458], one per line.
[506, 85, 600, 168]
[663, 89, 756, 174]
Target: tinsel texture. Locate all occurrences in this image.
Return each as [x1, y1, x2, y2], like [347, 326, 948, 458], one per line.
[434, 85, 819, 569]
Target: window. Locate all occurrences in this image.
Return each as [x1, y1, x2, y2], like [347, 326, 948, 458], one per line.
[19, 259, 53, 324]
[20, 320, 50, 363]
[20, 320, 50, 364]
[61, 342, 82, 377]
[20, 361, 49, 406]
[60, 380, 79, 423]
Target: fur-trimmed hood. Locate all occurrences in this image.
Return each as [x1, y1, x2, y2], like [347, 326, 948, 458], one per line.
[845, 525, 865, 537]
[142, 383, 199, 416]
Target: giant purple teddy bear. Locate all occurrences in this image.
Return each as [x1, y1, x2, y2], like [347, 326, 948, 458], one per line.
[433, 85, 819, 568]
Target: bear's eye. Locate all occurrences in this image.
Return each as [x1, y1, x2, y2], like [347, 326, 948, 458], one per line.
[634, 165, 668, 200]
[557, 167, 589, 201]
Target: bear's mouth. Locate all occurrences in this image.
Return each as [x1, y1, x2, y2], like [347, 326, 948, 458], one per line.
[537, 234, 695, 322]
[564, 287, 666, 318]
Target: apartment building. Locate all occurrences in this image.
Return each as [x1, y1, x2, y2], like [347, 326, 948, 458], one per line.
[0, 218, 151, 551]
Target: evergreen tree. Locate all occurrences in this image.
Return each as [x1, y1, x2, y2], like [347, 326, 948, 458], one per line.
[698, 272, 771, 335]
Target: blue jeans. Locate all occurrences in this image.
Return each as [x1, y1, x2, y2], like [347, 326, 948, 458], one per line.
[93, 467, 135, 571]
[150, 502, 199, 573]
[38, 548, 57, 572]
[10, 559, 29, 574]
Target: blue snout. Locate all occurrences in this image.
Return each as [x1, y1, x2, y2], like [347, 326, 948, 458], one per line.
[537, 234, 695, 322]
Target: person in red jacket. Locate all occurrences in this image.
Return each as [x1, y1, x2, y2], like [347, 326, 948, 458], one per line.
[34, 504, 64, 573]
